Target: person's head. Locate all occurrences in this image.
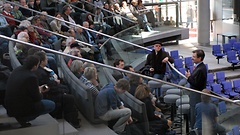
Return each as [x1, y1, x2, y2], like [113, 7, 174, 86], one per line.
[13, 2, 20, 10]
[84, 67, 97, 80]
[70, 60, 84, 74]
[23, 55, 40, 71]
[123, 65, 134, 78]
[3, 4, 11, 12]
[96, 7, 101, 14]
[114, 3, 120, 10]
[63, 5, 72, 15]
[153, 41, 162, 52]
[19, 20, 31, 28]
[201, 89, 211, 103]
[20, 0, 27, 6]
[82, 62, 95, 70]
[35, 0, 41, 5]
[131, 0, 138, 6]
[65, 37, 75, 47]
[104, 3, 109, 9]
[192, 49, 205, 64]
[17, 31, 29, 41]
[55, 13, 61, 19]
[75, 26, 83, 33]
[122, 1, 127, 7]
[34, 51, 48, 67]
[83, 21, 89, 28]
[129, 74, 143, 85]
[134, 84, 150, 100]
[28, 47, 41, 55]
[40, 11, 48, 20]
[32, 16, 41, 25]
[28, 0, 34, 6]
[114, 79, 130, 94]
[70, 43, 82, 57]
[113, 59, 124, 69]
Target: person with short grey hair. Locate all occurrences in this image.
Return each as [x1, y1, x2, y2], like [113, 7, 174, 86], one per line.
[70, 60, 83, 78]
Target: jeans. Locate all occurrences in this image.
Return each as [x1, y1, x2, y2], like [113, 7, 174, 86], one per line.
[99, 108, 131, 133]
[16, 100, 55, 122]
[153, 74, 164, 80]
[48, 35, 58, 43]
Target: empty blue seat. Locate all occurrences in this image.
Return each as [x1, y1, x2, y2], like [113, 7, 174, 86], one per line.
[233, 79, 240, 93]
[222, 81, 239, 97]
[218, 101, 227, 115]
[233, 42, 240, 51]
[229, 38, 237, 48]
[206, 73, 214, 87]
[212, 45, 225, 64]
[211, 84, 229, 98]
[223, 43, 232, 54]
[170, 50, 180, 59]
[226, 51, 240, 70]
[226, 131, 233, 135]
[174, 58, 183, 70]
[232, 125, 240, 135]
[184, 57, 193, 69]
[216, 71, 226, 85]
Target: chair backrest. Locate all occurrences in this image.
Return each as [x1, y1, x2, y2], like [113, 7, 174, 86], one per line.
[206, 73, 214, 86]
[216, 71, 226, 84]
[211, 84, 222, 94]
[232, 125, 240, 135]
[222, 81, 232, 95]
[119, 92, 150, 135]
[174, 58, 183, 69]
[233, 79, 240, 93]
[227, 51, 237, 62]
[184, 57, 193, 69]
[218, 101, 227, 115]
[229, 38, 237, 46]
[178, 68, 186, 75]
[223, 43, 232, 54]
[212, 45, 222, 55]
[233, 42, 240, 51]
[170, 50, 179, 59]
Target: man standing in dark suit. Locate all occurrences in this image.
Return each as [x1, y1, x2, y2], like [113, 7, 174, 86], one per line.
[185, 49, 207, 129]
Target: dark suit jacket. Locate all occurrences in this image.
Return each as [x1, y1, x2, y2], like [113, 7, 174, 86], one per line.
[82, 29, 95, 44]
[5, 66, 43, 117]
[187, 62, 207, 106]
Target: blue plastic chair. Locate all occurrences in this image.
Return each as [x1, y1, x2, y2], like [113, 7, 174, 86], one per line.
[216, 71, 226, 85]
[212, 45, 225, 64]
[174, 58, 183, 70]
[170, 50, 180, 60]
[223, 43, 232, 54]
[184, 57, 193, 69]
[222, 81, 239, 97]
[226, 51, 240, 70]
[211, 84, 229, 98]
[206, 73, 214, 87]
[229, 38, 237, 48]
[233, 79, 240, 93]
[233, 42, 240, 51]
[232, 125, 240, 135]
[218, 101, 227, 115]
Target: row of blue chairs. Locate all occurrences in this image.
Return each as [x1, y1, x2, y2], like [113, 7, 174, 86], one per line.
[212, 44, 240, 70]
[226, 125, 240, 135]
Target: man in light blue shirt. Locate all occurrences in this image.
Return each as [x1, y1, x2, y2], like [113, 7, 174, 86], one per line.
[0, 15, 12, 37]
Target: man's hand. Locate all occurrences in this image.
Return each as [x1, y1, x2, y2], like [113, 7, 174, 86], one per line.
[185, 70, 191, 78]
[162, 57, 169, 63]
[127, 116, 133, 124]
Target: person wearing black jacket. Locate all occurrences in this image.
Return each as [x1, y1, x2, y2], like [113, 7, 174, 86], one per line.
[5, 55, 55, 127]
[185, 49, 207, 129]
[34, 51, 80, 128]
[145, 42, 174, 80]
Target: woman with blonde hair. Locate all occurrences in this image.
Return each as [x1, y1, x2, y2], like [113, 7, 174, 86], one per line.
[135, 84, 172, 135]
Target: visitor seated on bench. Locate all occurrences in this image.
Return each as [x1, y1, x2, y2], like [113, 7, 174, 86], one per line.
[95, 79, 133, 134]
[5, 55, 55, 127]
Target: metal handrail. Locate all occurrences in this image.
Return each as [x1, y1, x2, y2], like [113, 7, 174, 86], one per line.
[5, 0, 150, 51]
[1, 34, 239, 106]
[0, 13, 93, 47]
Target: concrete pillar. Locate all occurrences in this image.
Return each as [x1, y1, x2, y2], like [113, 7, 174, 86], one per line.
[197, 0, 210, 45]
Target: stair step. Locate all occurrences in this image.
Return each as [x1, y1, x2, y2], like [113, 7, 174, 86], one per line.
[58, 119, 79, 135]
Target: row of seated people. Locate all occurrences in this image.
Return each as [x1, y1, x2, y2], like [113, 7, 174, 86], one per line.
[66, 54, 173, 134]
